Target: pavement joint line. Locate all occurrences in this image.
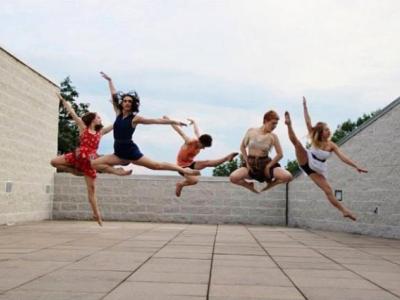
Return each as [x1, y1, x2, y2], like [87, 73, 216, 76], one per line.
[283, 230, 400, 300]
[206, 225, 218, 300]
[307, 229, 400, 267]
[245, 226, 309, 300]
[99, 224, 192, 300]
[0, 224, 159, 296]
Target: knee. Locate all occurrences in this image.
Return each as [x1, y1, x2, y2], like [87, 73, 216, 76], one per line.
[188, 177, 199, 185]
[283, 174, 293, 183]
[91, 159, 99, 169]
[230, 175, 239, 184]
[50, 159, 57, 168]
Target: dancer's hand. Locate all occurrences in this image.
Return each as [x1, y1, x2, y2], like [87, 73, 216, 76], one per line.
[303, 96, 307, 106]
[265, 166, 271, 179]
[187, 118, 195, 125]
[356, 167, 368, 173]
[100, 71, 112, 81]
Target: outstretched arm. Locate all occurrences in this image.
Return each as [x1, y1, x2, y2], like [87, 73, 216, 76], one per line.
[57, 94, 85, 132]
[187, 118, 201, 138]
[100, 72, 120, 115]
[100, 124, 113, 136]
[303, 97, 313, 135]
[331, 143, 368, 173]
[132, 115, 187, 127]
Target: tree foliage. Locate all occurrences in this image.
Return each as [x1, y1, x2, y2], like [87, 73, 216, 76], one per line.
[213, 157, 243, 177]
[57, 77, 90, 154]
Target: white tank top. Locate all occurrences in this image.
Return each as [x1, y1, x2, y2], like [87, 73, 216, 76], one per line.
[306, 147, 332, 177]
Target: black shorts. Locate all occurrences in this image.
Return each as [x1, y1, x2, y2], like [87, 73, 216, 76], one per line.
[300, 161, 316, 176]
[178, 162, 196, 176]
[114, 141, 144, 161]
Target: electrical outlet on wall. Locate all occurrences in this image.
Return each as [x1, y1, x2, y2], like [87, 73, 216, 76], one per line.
[5, 181, 12, 193]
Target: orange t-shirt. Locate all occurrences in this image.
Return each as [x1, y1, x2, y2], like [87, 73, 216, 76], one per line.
[177, 140, 201, 167]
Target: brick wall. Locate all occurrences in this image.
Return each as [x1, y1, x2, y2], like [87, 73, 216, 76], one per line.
[288, 101, 400, 239]
[0, 47, 59, 225]
[53, 174, 287, 225]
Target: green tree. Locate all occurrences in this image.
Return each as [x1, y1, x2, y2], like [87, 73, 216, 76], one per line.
[331, 111, 379, 143]
[213, 157, 242, 177]
[57, 77, 90, 154]
[285, 159, 300, 175]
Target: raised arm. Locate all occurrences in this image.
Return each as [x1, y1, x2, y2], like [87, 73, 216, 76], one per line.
[303, 97, 313, 135]
[57, 94, 85, 132]
[100, 72, 120, 115]
[164, 116, 190, 143]
[331, 143, 368, 173]
[100, 124, 113, 136]
[187, 118, 200, 138]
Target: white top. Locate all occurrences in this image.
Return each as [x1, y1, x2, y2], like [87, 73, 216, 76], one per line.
[306, 147, 332, 177]
[246, 132, 274, 157]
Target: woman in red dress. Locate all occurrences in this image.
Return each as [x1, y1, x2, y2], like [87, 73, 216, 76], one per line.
[51, 94, 113, 226]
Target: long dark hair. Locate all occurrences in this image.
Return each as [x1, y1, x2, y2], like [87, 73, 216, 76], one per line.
[82, 112, 103, 132]
[112, 91, 140, 114]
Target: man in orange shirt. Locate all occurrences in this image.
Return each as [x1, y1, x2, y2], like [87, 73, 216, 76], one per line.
[165, 116, 238, 197]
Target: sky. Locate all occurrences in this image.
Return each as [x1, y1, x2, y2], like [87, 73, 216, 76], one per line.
[1, 0, 400, 175]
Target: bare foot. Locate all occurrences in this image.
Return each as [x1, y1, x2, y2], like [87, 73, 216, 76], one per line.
[284, 111, 291, 126]
[115, 168, 132, 176]
[247, 182, 259, 194]
[261, 181, 274, 192]
[227, 152, 239, 161]
[175, 183, 183, 197]
[183, 168, 201, 176]
[343, 210, 357, 221]
[93, 214, 103, 226]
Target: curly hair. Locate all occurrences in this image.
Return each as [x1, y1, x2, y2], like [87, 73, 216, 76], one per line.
[112, 91, 140, 114]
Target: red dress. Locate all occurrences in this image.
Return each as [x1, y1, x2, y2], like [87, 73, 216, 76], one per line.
[64, 128, 101, 178]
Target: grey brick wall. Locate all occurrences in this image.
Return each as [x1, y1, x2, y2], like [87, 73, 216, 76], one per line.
[0, 47, 59, 225]
[53, 174, 287, 225]
[288, 102, 400, 239]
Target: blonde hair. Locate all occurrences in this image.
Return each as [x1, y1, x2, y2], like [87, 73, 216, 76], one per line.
[310, 122, 329, 148]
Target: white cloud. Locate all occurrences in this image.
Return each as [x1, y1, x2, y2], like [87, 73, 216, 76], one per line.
[1, 0, 399, 174]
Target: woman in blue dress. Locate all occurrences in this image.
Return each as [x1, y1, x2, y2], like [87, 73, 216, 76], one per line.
[91, 72, 200, 177]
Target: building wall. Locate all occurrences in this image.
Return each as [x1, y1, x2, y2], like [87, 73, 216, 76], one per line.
[53, 174, 287, 225]
[0, 47, 59, 225]
[288, 102, 400, 239]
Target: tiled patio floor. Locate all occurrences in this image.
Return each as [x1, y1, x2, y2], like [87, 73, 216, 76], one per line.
[0, 221, 399, 300]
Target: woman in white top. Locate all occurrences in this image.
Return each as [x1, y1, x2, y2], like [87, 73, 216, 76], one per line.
[230, 110, 293, 193]
[284, 97, 368, 221]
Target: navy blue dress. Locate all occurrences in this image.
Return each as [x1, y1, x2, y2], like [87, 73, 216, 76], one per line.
[113, 113, 143, 160]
